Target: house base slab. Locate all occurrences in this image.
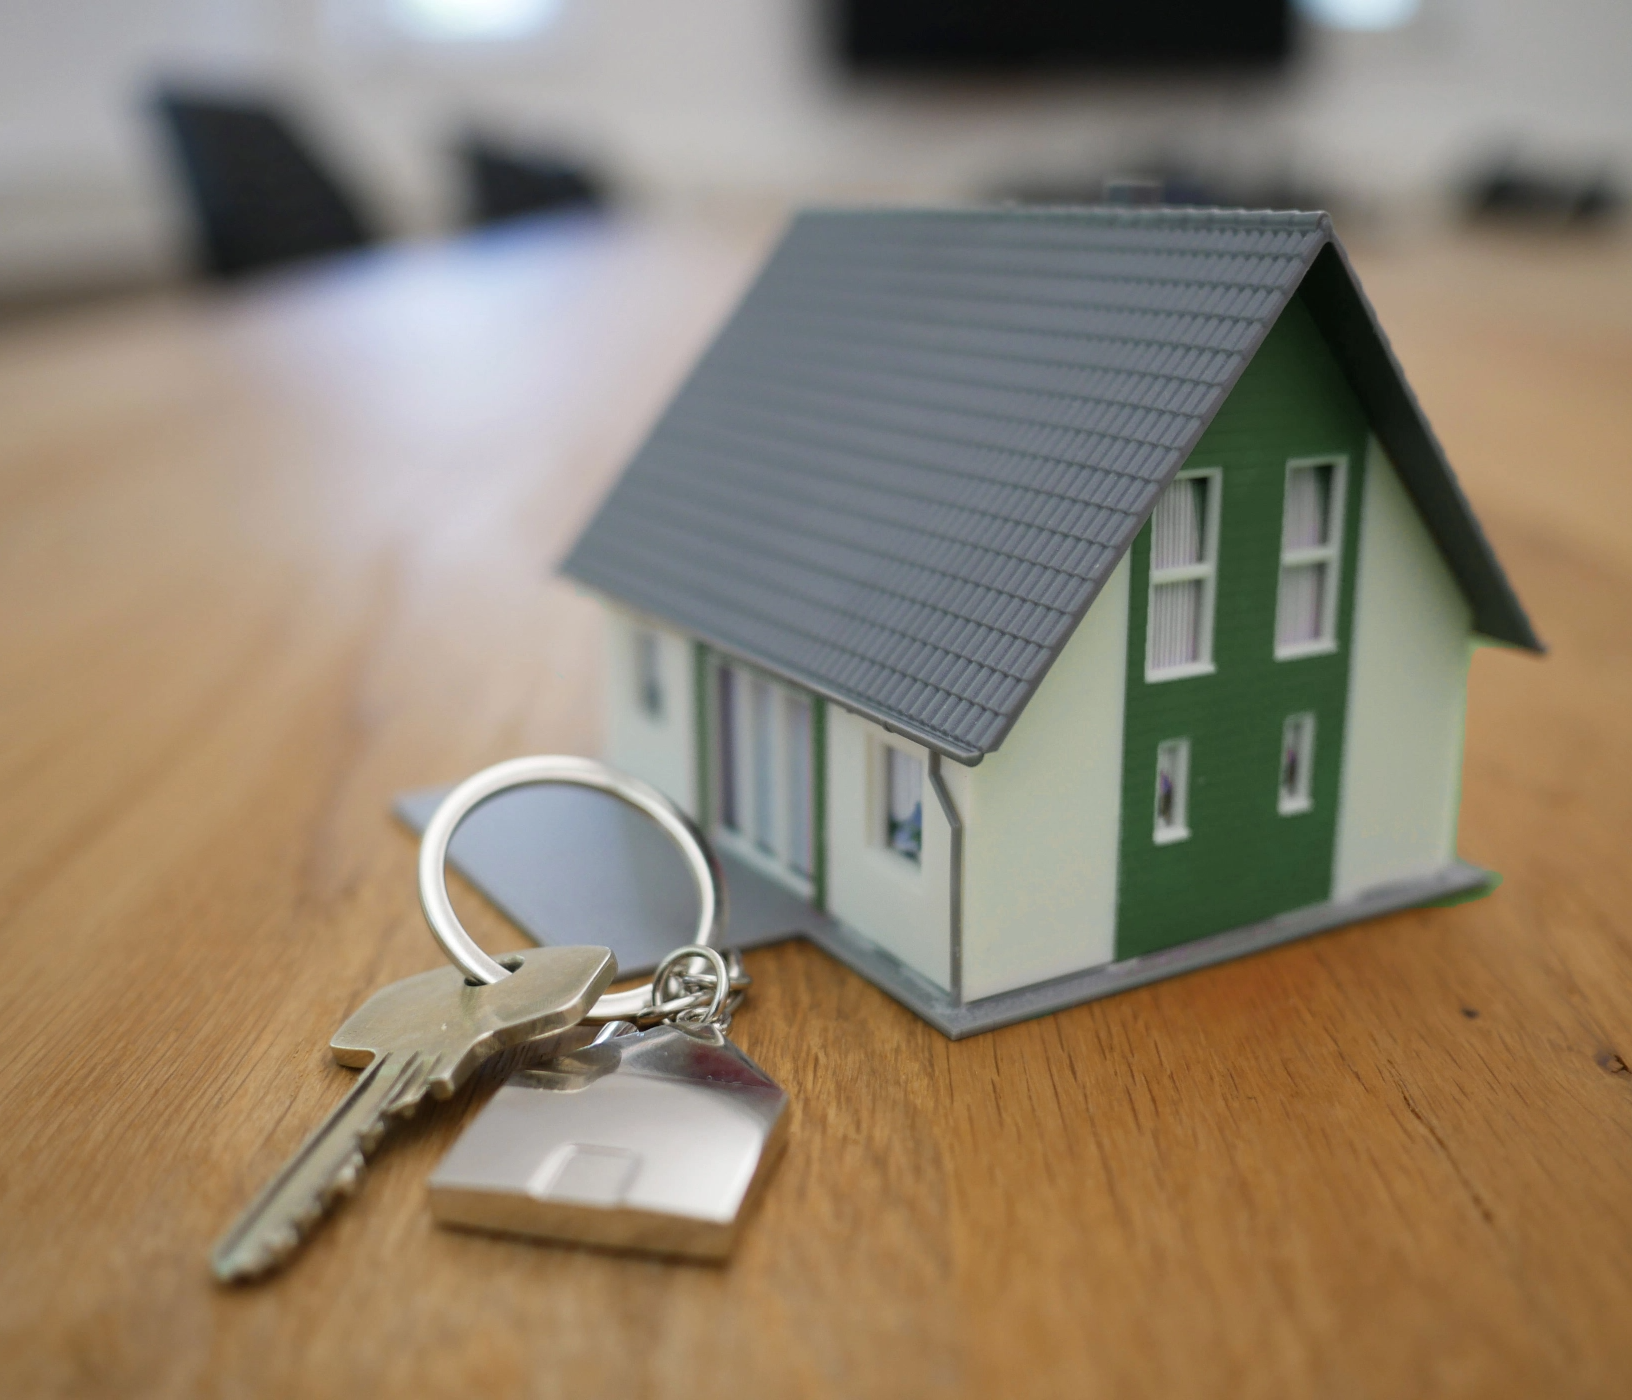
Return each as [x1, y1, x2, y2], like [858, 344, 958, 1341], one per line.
[395, 787, 1491, 1039]
[806, 862, 1494, 1038]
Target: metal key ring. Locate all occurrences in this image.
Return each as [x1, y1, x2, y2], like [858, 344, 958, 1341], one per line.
[653, 944, 733, 1025]
[417, 755, 726, 1021]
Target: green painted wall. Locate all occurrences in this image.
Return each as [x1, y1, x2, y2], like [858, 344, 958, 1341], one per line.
[1114, 295, 1369, 959]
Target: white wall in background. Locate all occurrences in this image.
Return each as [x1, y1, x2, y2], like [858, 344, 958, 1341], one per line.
[1, 0, 1630, 296]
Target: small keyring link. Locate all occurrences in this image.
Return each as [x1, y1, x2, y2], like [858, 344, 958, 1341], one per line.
[604, 948, 750, 1027]
[417, 755, 728, 1022]
[654, 945, 732, 1025]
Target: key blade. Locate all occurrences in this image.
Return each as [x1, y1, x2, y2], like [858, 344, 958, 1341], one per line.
[211, 1052, 422, 1282]
[213, 946, 617, 1282]
[330, 945, 617, 1088]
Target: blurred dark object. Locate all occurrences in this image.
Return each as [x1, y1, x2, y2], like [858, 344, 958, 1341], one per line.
[151, 88, 376, 279]
[833, 0, 1291, 72]
[1101, 176, 1164, 206]
[1463, 156, 1624, 228]
[459, 134, 606, 228]
[1000, 165, 1331, 214]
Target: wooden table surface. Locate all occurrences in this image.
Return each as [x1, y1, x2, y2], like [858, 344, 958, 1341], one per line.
[2, 214, 1629, 1399]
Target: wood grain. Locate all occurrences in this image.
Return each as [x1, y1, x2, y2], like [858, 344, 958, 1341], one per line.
[1, 215, 1629, 1400]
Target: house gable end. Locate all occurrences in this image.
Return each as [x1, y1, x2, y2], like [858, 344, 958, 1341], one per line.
[1295, 244, 1541, 651]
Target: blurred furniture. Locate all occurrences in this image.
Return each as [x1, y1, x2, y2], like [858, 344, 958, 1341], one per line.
[998, 164, 1332, 213]
[1463, 155, 1624, 228]
[152, 88, 376, 278]
[458, 133, 605, 228]
[1, 218, 1630, 1397]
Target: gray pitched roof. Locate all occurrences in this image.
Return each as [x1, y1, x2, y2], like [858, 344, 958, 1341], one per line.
[563, 207, 1539, 763]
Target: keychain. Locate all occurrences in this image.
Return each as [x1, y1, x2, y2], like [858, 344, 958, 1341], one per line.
[211, 754, 784, 1280]
[417, 755, 788, 1261]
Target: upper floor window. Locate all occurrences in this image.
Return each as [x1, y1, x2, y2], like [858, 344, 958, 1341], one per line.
[1275, 458, 1346, 657]
[1147, 470, 1220, 681]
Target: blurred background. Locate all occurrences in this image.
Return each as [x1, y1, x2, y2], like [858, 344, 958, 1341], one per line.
[1, 0, 1629, 309]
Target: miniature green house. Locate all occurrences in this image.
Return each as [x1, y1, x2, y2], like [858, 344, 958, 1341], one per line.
[563, 207, 1540, 1037]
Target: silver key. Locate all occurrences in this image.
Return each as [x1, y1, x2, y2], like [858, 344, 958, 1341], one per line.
[211, 944, 616, 1282]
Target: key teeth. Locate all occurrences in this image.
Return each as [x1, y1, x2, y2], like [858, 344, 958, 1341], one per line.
[268, 1223, 301, 1262]
[211, 1042, 496, 1283]
[217, 1151, 369, 1282]
[235, 1223, 302, 1280]
[329, 1157, 363, 1198]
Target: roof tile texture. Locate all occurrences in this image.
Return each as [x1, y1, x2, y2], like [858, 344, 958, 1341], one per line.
[565, 207, 1329, 756]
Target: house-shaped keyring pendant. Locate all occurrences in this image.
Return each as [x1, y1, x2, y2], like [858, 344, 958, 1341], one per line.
[429, 1022, 789, 1260]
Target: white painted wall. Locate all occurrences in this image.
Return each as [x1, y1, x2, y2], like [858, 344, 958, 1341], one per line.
[602, 602, 696, 817]
[1333, 438, 1472, 898]
[825, 712, 954, 993]
[960, 557, 1130, 1000]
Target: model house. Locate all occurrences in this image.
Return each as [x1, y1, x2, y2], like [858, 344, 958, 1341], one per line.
[562, 207, 1539, 1036]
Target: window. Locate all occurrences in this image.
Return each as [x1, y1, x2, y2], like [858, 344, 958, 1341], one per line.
[1153, 739, 1191, 843]
[751, 676, 775, 852]
[715, 663, 815, 890]
[716, 665, 738, 832]
[634, 629, 663, 719]
[1147, 471, 1220, 680]
[883, 745, 923, 863]
[324, 0, 571, 57]
[389, 0, 562, 42]
[1279, 713, 1316, 814]
[784, 694, 813, 876]
[1275, 458, 1346, 657]
[1297, 0, 1419, 33]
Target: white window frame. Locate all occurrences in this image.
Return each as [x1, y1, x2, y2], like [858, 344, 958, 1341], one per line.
[877, 740, 925, 867]
[1153, 738, 1192, 845]
[1145, 467, 1222, 683]
[1274, 455, 1348, 661]
[1278, 712, 1317, 815]
[712, 661, 814, 898]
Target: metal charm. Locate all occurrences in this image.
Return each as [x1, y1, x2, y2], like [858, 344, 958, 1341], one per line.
[429, 1020, 787, 1260]
[429, 947, 786, 1260]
